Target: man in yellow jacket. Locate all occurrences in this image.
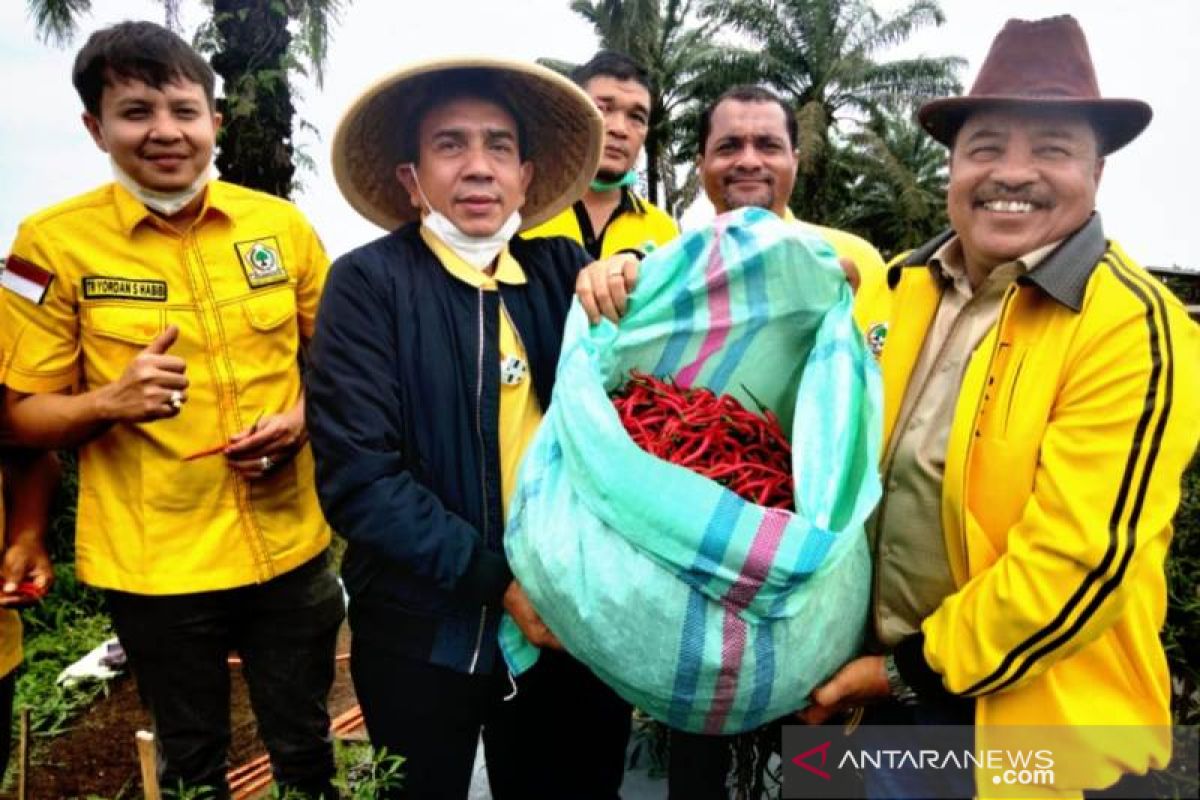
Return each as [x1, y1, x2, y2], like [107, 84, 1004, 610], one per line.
[523, 51, 678, 258]
[802, 15, 1200, 798]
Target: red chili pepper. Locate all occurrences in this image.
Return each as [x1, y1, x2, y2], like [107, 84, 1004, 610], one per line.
[610, 371, 795, 510]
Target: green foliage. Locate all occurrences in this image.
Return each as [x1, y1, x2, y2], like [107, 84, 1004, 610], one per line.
[836, 110, 950, 258]
[12, 452, 113, 741]
[1165, 454, 1199, 725]
[331, 741, 405, 799]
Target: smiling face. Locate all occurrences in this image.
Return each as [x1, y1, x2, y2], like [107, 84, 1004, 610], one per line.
[397, 96, 533, 237]
[698, 98, 798, 217]
[948, 107, 1104, 276]
[83, 73, 220, 194]
[584, 74, 651, 181]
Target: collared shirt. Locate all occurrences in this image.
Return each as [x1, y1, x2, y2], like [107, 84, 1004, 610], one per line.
[419, 227, 542, 516]
[0, 180, 331, 594]
[782, 209, 892, 352]
[872, 236, 1059, 648]
[523, 188, 678, 259]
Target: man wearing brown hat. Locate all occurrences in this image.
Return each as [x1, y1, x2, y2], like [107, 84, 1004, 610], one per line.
[801, 15, 1200, 797]
[306, 58, 635, 799]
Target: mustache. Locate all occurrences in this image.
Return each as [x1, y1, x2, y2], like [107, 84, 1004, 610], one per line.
[723, 170, 773, 185]
[973, 183, 1052, 207]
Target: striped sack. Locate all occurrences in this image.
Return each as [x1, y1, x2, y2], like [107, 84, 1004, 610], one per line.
[501, 207, 882, 734]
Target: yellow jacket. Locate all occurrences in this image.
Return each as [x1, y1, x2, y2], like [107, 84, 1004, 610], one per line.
[522, 189, 678, 258]
[882, 216, 1200, 792]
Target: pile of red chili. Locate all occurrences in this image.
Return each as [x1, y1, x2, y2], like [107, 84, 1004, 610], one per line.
[611, 371, 794, 510]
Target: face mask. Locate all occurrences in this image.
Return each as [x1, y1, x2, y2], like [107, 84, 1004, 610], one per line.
[111, 157, 214, 217]
[590, 170, 638, 192]
[402, 164, 521, 271]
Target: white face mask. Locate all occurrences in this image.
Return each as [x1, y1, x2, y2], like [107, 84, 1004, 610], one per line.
[402, 164, 521, 271]
[111, 157, 215, 217]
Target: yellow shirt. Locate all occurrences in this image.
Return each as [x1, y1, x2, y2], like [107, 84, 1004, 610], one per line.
[0, 180, 331, 594]
[419, 229, 543, 515]
[523, 190, 679, 259]
[784, 210, 892, 354]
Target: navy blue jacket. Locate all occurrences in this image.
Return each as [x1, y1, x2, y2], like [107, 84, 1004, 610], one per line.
[306, 223, 589, 674]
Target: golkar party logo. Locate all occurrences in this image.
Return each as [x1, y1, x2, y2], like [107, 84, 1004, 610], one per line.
[234, 236, 288, 289]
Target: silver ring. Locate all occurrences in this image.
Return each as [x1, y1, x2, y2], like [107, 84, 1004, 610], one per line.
[169, 390, 183, 409]
[260, 455, 274, 471]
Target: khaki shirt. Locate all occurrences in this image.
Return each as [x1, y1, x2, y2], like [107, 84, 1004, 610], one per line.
[872, 237, 1059, 647]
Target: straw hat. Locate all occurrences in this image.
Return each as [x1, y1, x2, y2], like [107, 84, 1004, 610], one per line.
[918, 15, 1151, 155]
[332, 56, 604, 231]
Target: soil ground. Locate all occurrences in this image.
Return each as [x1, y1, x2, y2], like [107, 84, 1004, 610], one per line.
[5, 626, 357, 800]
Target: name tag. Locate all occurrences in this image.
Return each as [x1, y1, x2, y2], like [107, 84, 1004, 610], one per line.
[82, 276, 168, 302]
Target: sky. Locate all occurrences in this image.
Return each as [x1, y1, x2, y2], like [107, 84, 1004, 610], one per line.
[1, 0, 1197, 269]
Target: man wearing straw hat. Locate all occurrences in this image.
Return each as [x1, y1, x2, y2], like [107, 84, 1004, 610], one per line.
[800, 15, 1200, 797]
[307, 58, 636, 798]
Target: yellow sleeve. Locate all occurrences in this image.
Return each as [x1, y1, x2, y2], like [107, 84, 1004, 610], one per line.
[1, 224, 81, 394]
[0, 611, 20, 677]
[838, 237, 890, 339]
[0, 487, 21, 676]
[291, 210, 331, 343]
[916, 284, 1200, 697]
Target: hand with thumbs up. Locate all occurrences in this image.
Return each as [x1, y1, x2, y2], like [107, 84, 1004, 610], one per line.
[95, 324, 190, 423]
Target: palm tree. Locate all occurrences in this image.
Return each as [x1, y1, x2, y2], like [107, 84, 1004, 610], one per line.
[837, 110, 950, 258]
[699, 0, 964, 223]
[25, 0, 344, 199]
[558, 0, 731, 216]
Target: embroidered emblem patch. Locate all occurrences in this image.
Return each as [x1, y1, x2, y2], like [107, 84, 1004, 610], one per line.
[234, 237, 288, 288]
[500, 354, 528, 386]
[82, 276, 168, 302]
[866, 321, 888, 358]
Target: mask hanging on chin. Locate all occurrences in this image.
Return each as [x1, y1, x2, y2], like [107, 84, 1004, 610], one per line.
[402, 164, 521, 271]
[111, 158, 215, 217]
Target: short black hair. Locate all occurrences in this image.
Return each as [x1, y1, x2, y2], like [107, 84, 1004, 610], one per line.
[571, 51, 652, 95]
[72, 20, 215, 117]
[401, 70, 529, 165]
[698, 85, 798, 155]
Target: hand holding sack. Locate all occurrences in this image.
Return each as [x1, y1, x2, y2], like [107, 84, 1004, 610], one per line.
[502, 208, 882, 734]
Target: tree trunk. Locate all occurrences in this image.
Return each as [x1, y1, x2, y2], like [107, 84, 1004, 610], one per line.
[644, 99, 666, 206]
[210, 0, 295, 199]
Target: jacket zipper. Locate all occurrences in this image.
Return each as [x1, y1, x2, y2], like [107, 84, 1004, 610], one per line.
[469, 288, 489, 674]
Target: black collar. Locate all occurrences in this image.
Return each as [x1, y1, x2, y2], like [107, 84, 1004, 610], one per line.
[890, 214, 1107, 311]
[572, 188, 641, 259]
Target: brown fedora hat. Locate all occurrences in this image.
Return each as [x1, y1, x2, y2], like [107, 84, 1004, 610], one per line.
[918, 15, 1151, 155]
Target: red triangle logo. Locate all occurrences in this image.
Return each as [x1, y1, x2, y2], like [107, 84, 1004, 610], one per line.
[792, 740, 832, 780]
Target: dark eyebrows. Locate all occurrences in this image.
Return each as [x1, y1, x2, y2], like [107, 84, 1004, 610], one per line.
[484, 127, 518, 143]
